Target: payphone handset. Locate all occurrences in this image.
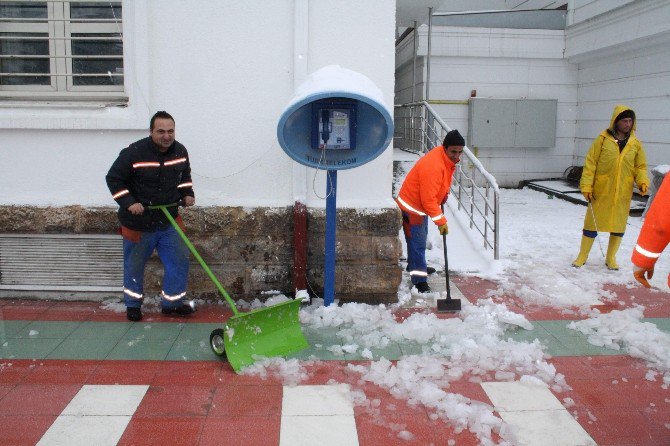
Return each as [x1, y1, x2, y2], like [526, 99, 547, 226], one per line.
[311, 100, 357, 150]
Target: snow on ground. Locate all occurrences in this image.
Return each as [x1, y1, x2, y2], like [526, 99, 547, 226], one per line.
[99, 154, 669, 444]
[241, 180, 670, 444]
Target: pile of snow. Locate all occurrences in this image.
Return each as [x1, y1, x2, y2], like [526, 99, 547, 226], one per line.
[568, 306, 670, 388]
[246, 297, 567, 444]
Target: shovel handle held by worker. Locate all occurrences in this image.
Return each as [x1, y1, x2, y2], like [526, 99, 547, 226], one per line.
[150, 203, 240, 316]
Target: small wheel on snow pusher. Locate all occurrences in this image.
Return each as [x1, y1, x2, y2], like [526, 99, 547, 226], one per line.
[210, 328, 227, 358]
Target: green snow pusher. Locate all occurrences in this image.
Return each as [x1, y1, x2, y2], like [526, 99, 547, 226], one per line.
[152, 204, 309, 372]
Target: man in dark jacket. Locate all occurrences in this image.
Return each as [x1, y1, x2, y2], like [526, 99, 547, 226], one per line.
[106, 111, 196, 321]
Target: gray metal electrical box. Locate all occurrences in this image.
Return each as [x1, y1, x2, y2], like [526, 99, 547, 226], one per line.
[468, 98, 557, 148]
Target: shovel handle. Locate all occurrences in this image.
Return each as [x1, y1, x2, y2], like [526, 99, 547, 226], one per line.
[156, 205, 240, 316]
[441, 204, 452, 301]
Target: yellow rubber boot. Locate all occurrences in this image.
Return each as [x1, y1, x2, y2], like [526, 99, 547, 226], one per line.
[606, 235, 623, 270]
[572, 235, 596, 267]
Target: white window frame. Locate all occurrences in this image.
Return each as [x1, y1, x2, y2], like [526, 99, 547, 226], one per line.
[0, 0, 125, 102]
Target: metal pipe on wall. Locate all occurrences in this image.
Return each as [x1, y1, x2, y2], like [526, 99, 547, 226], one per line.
[292, 0, 309, 294]
[412, 20, 417, 102]
[426, 7, 433, 101]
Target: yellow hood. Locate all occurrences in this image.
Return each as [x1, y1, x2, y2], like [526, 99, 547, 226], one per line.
[609, 104, 636, 133]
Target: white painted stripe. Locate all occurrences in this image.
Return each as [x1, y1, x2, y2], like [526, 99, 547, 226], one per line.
[635, 244, 661, 259]
[280, 384, 358, 446]
[38, 385, 148, 446]
[481, 381, 596, 446]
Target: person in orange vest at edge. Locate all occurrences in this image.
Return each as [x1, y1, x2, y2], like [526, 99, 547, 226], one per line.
[632, 173, 670, 288]
[395, 130, 464, 293]
[572, 105, 649, 270]
[106, 111, 196, 321]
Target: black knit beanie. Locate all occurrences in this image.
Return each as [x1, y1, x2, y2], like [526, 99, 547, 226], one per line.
[443, 129, 465, 148]
[615, 109, 635, 124]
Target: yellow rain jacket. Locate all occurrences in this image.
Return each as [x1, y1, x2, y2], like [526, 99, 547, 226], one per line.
[580, 105, 649, 233]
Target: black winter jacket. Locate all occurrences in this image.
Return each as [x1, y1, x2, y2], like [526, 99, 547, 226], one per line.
[106, 137, 195, 231]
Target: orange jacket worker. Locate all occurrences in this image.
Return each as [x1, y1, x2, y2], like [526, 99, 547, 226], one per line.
[632, 174, 670, 288]
[396, 130, 464, 293]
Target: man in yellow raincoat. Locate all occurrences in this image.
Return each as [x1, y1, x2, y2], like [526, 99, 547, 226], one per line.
[572, 105, 649, 270]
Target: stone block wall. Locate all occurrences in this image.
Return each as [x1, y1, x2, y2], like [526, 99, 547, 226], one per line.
[0, 205, 402, 304]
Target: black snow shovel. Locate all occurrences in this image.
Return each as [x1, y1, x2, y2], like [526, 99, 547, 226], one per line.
[436, 204, 461, 312]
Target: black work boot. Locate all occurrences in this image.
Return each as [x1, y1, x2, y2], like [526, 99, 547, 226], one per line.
[415, 282, 431, 293]
[161, 302, 195, 316]
[126, 307, 142, 322]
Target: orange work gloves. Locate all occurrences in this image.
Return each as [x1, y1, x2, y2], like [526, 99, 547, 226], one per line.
[438, 223, 448, 235]
[639, 184, 649, 195]
[582, 191, 593, 202]
[633, 265, 653, 288]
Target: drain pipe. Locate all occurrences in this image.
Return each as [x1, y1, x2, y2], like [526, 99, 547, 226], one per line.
[292, 0, 309, 295]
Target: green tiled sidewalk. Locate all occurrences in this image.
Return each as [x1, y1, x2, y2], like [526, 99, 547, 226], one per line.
[0, 318, 668, 361]
[0, 319, 221, 361]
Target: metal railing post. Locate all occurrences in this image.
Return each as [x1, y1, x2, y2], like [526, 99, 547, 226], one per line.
[393, 101, 500, 259]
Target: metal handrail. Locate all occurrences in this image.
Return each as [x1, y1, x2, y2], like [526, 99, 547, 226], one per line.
[394, 101, 500, 259]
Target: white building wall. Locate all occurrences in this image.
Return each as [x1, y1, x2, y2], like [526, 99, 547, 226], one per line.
[0, 0, 396, 208]
[396, 26, 578, 187]
[569, 0, 636, 25]
[568, 0, 670, 168]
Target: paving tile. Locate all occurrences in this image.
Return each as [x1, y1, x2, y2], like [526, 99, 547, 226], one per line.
[22, 360, 97, 385]
[199, 415, 280, 446]
[66, 321, 132, 340]
[106, 338, 174, 361]
[0, 359, 37, 384]
[13, 320, 81, 339]
[566, 379, 639, 409]
[175, 323, 220, 343]
[555, 336, 624, 357]
[166, 339, 218, 361]
[135, 385, 215, 417]
[398, 342, 430, 356]
[151, 361, 224, 387]
[0, 337, 64, 359]
[0, 414, 57, 446]
[209, 384, 282, 417]
[576, 406, 667, 446]
[118, 415, 206, 446]
[0, 383, 80, 415]
[644, 318, 670, 333]
[0, 320, 32, 337]
[364, 343, 403, 361]
[86, 360, 161, 385]
[46, 338, 116, 360]
[122, 322, 183, 341]
[537, 320, 585, 338]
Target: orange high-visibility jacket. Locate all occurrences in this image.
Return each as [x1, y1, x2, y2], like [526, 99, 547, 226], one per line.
[396, 146, 456, 226]
[632, 174, 670, 286]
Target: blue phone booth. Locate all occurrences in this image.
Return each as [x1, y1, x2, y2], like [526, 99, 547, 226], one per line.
[277, 65, 394, 306]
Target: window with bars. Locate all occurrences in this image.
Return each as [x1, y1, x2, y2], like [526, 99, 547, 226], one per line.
[0, 0, 124, 101]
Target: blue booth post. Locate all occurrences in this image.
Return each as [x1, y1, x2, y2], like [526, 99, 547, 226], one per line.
[277, 66, 393, 306]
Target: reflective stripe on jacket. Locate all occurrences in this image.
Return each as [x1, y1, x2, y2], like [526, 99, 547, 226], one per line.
[105, 137, 194, 231]
[632, 174, 670, 281]
[396, 146, 456, 227]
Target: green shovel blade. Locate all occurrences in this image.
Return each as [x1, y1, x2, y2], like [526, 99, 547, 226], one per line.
[223, 298, 309, 372]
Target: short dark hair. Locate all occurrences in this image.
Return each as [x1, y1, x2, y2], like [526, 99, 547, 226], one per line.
[150, 111, 175, 130]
